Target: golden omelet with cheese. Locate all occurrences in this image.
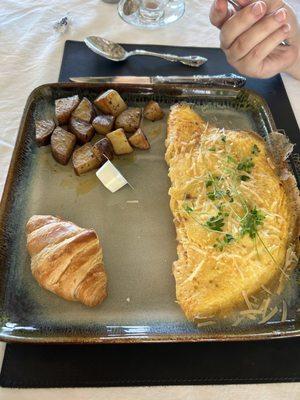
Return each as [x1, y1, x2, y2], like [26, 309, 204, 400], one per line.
[166, 104, 299, 322]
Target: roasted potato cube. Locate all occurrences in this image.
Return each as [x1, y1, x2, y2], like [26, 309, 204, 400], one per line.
[51, 127, 76, 165]
[129, 128, 150, 150]
[72, 143, 101, 175]
[35, 119, 55, 146]
[72, 97, 94, 123]
[92, 138, 114, 163]
[143, 100, 164, 121]
[69, 117, 94, 143]
[106, 128, 133, 155]
[55, 95, 80, 124]
[94, 89, 127, 117]
[115, 108, 142, 133]
[92, 114, 115, 135]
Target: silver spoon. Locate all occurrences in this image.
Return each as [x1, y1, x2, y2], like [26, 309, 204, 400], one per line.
[84, 36, 208, 67]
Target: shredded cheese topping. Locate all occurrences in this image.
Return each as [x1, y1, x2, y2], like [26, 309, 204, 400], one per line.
[166, 104, 298, 324]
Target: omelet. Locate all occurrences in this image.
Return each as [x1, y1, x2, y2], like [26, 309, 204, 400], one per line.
[166, 104, 299, 321]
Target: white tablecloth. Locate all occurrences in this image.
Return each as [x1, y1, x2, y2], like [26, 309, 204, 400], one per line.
[0, 0, 300, 398]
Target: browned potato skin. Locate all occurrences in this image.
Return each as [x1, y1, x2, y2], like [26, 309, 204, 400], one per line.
[72, 97, 94, 123]
[106, 128, 133, 155]
[94, 90, 127, 117]
[69, 117, 94, 143]
[143, 100, 164, 121]
[35, 119, 55, 146]
[51, 127, 76, 165]
[129, 128, 150, 150]
[115, 108, 142, 133]
[92, 138, 114, 163]
[92, 115, 115, 135]
[72, 143, 101, 176]
[55, 95, 80, 125]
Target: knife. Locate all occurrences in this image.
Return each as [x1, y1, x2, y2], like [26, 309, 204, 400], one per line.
[69, 74, 246, 88]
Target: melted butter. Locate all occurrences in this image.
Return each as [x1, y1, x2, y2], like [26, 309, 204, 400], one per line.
[75, 176, 98, 195]
[59, 175, 98, 195]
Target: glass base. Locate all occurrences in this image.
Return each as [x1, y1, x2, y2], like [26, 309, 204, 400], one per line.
[118, 1, 185, 29]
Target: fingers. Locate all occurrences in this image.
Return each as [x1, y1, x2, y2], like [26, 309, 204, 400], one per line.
[209, 0, 253, 29]
[226, 7, 289, 63]
[220, 1, 267, 49]
[209, 0, 231, 29]
[232, 25, 294, 78]
[250, 23, 291, 63]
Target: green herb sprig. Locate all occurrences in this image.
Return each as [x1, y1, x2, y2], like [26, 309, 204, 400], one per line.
[240, 207, 265, 239]
[183, 204, 194, 214]
[204, 212, 225, 232]
[214, 234, 235, 251]
[207, 190, 225, 201]
[237, 157, 254, 174]
[251, 144, 260, 156]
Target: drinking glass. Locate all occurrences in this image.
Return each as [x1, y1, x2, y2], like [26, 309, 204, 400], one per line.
[118, 0, 185, 29]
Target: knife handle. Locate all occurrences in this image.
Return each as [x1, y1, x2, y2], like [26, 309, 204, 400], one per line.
[152, 74, 247, 88]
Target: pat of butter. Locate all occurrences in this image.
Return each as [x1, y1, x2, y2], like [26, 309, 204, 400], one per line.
[96, 160, 128, 193]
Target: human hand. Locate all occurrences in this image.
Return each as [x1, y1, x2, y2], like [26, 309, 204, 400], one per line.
[209, 0, 300, 79]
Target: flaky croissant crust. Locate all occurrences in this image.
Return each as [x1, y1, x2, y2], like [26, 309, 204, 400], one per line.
[26, 215, 107, 307]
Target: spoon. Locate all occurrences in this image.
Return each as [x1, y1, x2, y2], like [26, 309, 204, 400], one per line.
[84, 36, 208, 67]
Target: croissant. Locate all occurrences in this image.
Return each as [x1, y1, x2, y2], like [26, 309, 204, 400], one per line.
[26, 215, 107, 307]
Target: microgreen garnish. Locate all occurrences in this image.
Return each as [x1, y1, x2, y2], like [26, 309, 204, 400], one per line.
[237, 157, 254, 174]
[226, 155, 237, 164]
[206, 175, 225, 200]
[251, 144, 260, 156]
[183, 139, 269, 257]
[207, 190, 225, 201]
[226, 189, 234, 202]
[214, 233, 235, 251]
[240, 207, 265, 239]
[204, 212, 225, 232]
[240, 175, 250, 182]
[183, 204, 194, 214]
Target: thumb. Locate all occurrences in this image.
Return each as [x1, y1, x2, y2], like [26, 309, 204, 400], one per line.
[209, 0, 231, 28]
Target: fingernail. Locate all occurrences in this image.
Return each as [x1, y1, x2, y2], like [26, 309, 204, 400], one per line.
[274, 8, 287, 23]
[282, 23, 291, 33]
[252, 1, 265, 16]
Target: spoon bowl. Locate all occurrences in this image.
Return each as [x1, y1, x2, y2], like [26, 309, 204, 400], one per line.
[85, 37, 127, 61]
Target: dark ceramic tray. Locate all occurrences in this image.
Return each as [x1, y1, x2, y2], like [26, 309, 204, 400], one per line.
[0, 81, 299, 343]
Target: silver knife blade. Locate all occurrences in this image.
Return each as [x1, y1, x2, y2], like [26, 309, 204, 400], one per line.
[69, 74, 246, 88]
[69, 76, 151, 84]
